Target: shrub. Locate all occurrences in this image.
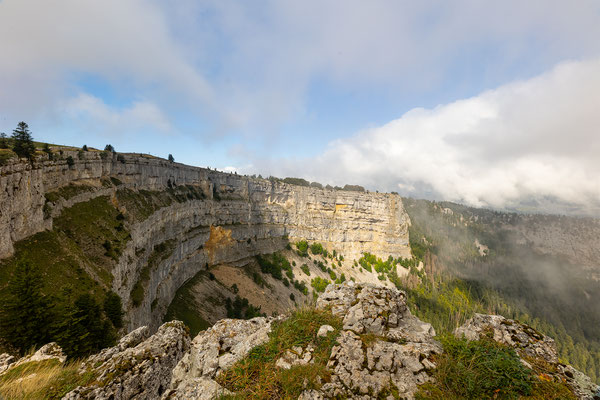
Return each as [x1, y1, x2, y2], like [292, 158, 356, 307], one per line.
[311, 277, 330, 293]
[296, 240, 309, 257]
[310, 242, 323, 255]
[66, 155, 75, 167]
[300, 264, 310, 276]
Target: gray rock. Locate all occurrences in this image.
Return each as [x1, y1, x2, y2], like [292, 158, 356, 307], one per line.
[317, 324, 335, 337]
[64, 321, 190, 400]
[0, 154, 411, 335]
[0, 353, 15, 374]
[164, 316, 279, 399]
[314, 283, 441, 399]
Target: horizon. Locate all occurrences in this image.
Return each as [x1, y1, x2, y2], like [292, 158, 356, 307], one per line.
[1, 1, 600, 215]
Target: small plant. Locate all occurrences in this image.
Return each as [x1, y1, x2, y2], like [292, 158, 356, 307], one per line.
[66, 155, 75, 167]
[300, 264, 310, 276]
[295, 240, 309, 257]
[311, 277, 330, 293]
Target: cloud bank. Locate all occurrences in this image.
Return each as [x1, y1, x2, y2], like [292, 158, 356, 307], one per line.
[251, 58, 600, 214]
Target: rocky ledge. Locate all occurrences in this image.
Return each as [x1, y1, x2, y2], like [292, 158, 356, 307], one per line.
[1, 283, 598, 399]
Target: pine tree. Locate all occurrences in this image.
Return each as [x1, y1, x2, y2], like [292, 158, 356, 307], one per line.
[0, 132, 7, 149]
[42, 143, 53, 160]
[11, 122, 36, 160]
[168, 154, 174, 162]
[0, 260, 52, 354]
[104, 291, 123, 329]
[104, 144, 115, 152]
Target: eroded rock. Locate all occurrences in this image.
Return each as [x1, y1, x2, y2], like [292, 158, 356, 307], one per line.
[64, 321, 190, 400]
[315, 282, 441, 399]
[164, 316, 280, 399]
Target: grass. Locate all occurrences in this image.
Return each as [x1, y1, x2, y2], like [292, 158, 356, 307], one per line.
[216, 306, 342, 399]
[0, 196, 130, 321]
[44, 183, 95, 203]
[415, 334, 576, 400]
[0, 358, 95, 399]
[164, 270, 212, 336]
[116, 185, 206, 223]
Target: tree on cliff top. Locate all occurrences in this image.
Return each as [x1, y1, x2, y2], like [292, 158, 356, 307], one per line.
[168, 154, 174, 162]
[0, 132, 8, 149]
[11, 122, 35, 160]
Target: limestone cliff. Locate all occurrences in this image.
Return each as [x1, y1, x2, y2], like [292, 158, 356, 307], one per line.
[0, 152, 410, 331]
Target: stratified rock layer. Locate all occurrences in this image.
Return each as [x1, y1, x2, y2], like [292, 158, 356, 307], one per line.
[456, 313, 600, 400]
[0, 152, 411, 331]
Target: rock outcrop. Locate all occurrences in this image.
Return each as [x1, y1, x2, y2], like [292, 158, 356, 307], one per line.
[0, 152, 411, 331]
[164, 282, 441, 399]
[64, 321, 190, 400]
[456, 313, 600, 400]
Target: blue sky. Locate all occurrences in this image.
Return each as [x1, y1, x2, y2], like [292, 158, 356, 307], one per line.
[1, 0, 600, 213]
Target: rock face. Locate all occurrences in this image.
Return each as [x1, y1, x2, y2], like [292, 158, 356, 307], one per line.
[64, 321, 190, 400]
[456, 313, 600, 400]
[163, 282, 441, 400]
[165, 316, 280, 399]
[0, 153, 411, 331]
[313, 282, 441, 399]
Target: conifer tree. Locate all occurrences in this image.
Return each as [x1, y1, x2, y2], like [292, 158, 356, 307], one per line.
[11, 122, 36, 160]
[104, 291, 123, 328]
[168, 154, 174, 162]
[0, 260, 51, 354]
[0, 132, 7, 149]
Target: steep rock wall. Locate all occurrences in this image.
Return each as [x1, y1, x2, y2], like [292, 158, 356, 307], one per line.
[0, 152, 411, 330]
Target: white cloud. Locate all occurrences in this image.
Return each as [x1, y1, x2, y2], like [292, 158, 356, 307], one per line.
[0, 0, 213, 124]
[62, 94, 171, 134]
[250, 58, 600, 214]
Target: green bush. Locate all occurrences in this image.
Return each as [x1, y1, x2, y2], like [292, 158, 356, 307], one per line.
[310, 242, 323, 255]
[296, 240, 309, 257]
[311, 277, 330, 293]
[300, 264, 310, 276]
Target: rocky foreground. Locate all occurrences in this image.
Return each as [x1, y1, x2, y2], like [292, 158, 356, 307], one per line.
[1, 282, 599, 399]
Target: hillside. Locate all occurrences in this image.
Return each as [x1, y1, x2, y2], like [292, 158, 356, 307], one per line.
[402, 198, 600, 383]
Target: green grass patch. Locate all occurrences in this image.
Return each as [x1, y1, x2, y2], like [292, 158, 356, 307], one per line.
[116, 185, 206, 222]
[164, 270, 211, 337]
[44, 183, 95, 203]
[217, 307, 342, 399]
[415, 334, 575, 400]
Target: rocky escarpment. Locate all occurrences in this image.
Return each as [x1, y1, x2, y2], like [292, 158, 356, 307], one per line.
[2, 283, 598, 399]
[66, 282, 442, 399]
[0, 152, 410, 331]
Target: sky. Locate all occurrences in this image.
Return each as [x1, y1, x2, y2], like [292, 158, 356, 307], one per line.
[1, 0, 600, 214]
